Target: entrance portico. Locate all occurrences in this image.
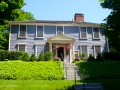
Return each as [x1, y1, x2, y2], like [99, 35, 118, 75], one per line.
[47, 34, 75, 63]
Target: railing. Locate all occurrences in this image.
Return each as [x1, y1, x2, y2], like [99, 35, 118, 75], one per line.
[63, 61, 67, 79]
[74, 67, 85, 90]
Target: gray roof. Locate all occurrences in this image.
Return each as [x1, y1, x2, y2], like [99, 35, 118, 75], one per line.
[9, 20, 101, 26]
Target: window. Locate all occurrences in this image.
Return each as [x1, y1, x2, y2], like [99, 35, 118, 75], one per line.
[57, 26, 63, 35]
[18, 25, 26, 38]
[93, 28, 100, 39]
[36, 26, 44, 38]
[80, 27, 87, 39]
[93, 46, 101, 57]
[17, 45, 26, 52]
[35, 45, 44, 57]
[80, 46, 87, 55]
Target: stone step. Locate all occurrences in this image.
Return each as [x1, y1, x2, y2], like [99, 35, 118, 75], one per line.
[74, 83, 103, 90]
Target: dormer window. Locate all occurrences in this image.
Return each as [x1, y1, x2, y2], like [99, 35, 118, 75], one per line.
[57, 26, 63, 35]
[93, 28, 100, 39]
[36, 26, 44, 38]
[18, 25, 27, 38]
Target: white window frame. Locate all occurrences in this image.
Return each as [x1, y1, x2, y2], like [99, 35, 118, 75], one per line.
[80, 45, 88, 56]
[80, 27, 87, 39]
[17, 44, 27, 52]
[18, 25, 27, 38]
[56, 26, 64, 35]
[92, 27, 100, 39]
[35, 44, 44, 57]
[36, 25, 44, 38]
[93, 45, 101, 57]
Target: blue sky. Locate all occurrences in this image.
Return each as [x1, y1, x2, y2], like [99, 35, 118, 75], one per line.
[22, 0, 111, 23]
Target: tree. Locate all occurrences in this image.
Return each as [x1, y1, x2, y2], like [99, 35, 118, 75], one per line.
[100, 0, 120, 52]
[0, 1, 35, 50]
[0, 0, 24, 25]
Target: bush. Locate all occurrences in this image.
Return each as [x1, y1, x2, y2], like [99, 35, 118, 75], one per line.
[87, 54, 95, 61]
[96, 52, 104, 61]
[79, 52, 88, 61]
[76, 61, 120, 80]
[0, 50, 29, 61]
[29, 53, 37, 61]
[44, 52, 54, 61]
[37, 52, 44, 61]
[0, 61, 64, 80]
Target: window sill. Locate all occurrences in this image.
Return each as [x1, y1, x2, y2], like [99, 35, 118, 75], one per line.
[18, 36, 27, 39]
[93, 38, 100, 40]
[80, 38, 88, 40]
[35, 37, 44, 39]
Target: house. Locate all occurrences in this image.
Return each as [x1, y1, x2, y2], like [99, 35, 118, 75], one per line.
[9, 13, 109, 63]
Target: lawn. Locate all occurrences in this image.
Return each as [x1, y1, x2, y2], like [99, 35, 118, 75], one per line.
[0, 79, 120, 90]
[0, 80, 79, 90]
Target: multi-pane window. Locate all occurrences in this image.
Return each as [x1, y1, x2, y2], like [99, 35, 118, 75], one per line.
[17, 45, 26, 52]
[94, 46, 101, 57]
[80, 27, 87, 39]
[19, 25, 26, 37]
[93, 28, 100, 39]
[36, 26, 44, 37]
[57, 26, 63, 35]
[81, 46, 87, 55]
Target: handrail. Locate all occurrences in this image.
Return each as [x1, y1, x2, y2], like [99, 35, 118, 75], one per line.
[63, 61, 67, 79]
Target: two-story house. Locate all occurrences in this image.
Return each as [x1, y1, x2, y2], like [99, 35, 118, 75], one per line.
[9, 13, 109, 63]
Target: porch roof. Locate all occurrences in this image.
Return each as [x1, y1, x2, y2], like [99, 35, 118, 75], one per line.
[47, 34, 75, 43]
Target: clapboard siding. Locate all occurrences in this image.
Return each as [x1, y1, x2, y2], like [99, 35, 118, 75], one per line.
[10, 24, 108, 56]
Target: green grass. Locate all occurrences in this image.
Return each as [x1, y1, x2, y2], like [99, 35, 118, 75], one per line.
[0, 79, 120, 90]
[0, 80, 79, 90]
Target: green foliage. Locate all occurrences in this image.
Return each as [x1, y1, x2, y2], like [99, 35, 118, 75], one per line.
[29, 53, 37, 61]
[0, 61, 64, 80]
[79, 52, 88, 61]
[76, 61, 120, 80]
[44, 52, 54, 61]
[87, 54, 95, 61]
[0, 50, 29, 61]
[101, 0, 120, 52]
[96, 52, 104, 61]
[37, 52, 44, 61]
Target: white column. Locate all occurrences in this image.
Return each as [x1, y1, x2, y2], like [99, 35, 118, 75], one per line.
[49, 43, 52, 52]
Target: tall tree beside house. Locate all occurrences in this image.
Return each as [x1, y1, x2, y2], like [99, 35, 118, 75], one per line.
[100, 0, 120, 52]
[0, 0, 35, 50]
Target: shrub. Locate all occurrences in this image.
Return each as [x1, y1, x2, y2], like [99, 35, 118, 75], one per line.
[96, 52, 104, 61]
[0, 50, 29, 61]
[79, 52, 88, 61]
[37, 52, 44, 61]
[0, 61, 64, 80]
[87, 54, 95, 61]
[44, 52, 54, 61]
[29, 53, 37, 61]
[76, 61, 120, 79]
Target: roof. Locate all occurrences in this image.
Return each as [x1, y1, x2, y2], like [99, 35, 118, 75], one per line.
[47, 34, 75, 42]
[9, 20, 101, 27]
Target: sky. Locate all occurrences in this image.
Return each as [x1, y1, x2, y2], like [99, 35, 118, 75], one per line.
[22, 0, 111, 23]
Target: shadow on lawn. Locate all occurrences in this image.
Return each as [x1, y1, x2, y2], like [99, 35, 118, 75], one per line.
[56, 86, 73, 90]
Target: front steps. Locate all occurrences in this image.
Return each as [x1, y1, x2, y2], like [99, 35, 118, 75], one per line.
[73, 83, 103, 90]
[63, 63, 81, 80]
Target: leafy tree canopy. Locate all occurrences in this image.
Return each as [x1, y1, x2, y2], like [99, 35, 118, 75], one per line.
[101, 0, 120, 52]
[0, 0, 24, 24]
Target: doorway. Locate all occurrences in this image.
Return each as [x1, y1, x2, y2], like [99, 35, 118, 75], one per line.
[57, 47, 64, 61]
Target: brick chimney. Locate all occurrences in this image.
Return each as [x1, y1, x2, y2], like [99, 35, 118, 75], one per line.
[74, 13, 84, 22]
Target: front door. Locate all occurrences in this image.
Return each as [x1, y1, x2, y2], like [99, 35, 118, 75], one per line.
[57, 47, 64, 61]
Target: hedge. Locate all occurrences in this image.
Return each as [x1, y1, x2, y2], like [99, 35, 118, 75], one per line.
[0, 50, 29, 61]
[76, 61, 120, 79]
[0, 61, 64, 80]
